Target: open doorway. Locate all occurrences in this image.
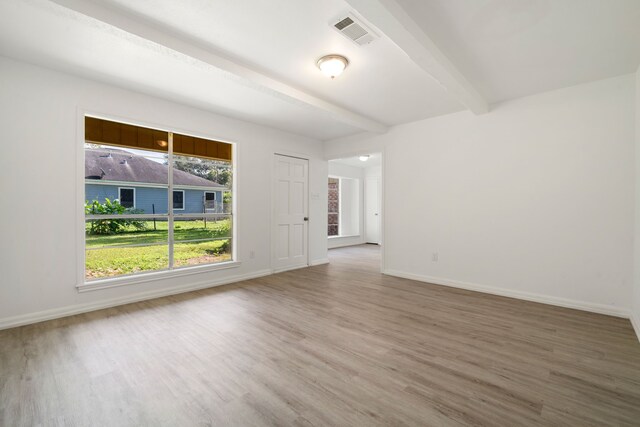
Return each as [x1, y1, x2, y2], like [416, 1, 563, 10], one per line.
[327, 152, 383, 270]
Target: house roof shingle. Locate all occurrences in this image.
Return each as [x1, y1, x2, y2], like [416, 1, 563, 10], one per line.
[85, 148, 226, 189]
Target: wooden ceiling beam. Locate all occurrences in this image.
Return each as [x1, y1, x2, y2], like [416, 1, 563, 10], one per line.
[50, 0, 388, 134]
[344, 0, 489, 114]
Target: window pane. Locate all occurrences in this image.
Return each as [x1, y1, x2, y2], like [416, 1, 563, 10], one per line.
[86, 245, 169, 280]
[171, 153, 233, 268]
[85, 219, 169, 280]
[173, 239, 232, 268]
[172, 154, 232, 215]
[172, 217, 232, 267]
[85, 144, 168, 215]
[328, 178, 339, 236]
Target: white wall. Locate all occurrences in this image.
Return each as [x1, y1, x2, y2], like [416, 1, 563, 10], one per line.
[339, 178, 360, 237]
[327, 162, 364, 249]
[0, 57, 328, 328]
[328, 162, 364, 182]
[365, 165, 382, 179]
[634, 65, 640, 335]
[326, 74, 635, 316]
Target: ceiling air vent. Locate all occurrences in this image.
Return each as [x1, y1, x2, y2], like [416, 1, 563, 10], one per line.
[332, 15, 377, 46]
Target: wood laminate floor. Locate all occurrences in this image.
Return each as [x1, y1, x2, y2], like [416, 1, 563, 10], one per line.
[1, 245, 640, 426]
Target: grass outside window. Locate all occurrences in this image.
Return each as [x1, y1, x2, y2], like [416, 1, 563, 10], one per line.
[86, 219, 231, 279]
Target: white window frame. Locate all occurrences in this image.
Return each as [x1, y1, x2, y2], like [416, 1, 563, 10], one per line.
[118, 187, 136, 209]
[172, 189, 185, 211]
[78, 113, 239, 291]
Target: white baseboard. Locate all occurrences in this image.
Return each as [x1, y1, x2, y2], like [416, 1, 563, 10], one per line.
[383, 269, 630, 319]
[0, 269, 272, 331]
[630, 313, 640, 343]
[272, 264, 309, 274]
[328, 239, 365, 249]
[4, 264, 636, 339]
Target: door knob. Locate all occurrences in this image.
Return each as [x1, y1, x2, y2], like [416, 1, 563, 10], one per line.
[304, 217, 309, 221]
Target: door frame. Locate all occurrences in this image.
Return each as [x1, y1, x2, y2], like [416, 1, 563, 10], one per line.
[325, 149, 385, 273]
[271, 152, 310, 273]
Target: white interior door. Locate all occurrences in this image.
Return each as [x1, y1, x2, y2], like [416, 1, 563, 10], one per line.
[273, 154, 309, 272]
[365, 177, 381, 244]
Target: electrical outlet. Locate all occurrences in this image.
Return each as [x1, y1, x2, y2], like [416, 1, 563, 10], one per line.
[432, 252, 439, 262]
[249, 250, 255, 259]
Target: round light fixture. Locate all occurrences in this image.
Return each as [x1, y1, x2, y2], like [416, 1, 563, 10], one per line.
[317, 54, 349, 79]
[359, 155, 370, 162]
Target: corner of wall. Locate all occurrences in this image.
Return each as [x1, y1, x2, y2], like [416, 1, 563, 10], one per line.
[634, 64, 640, 342]
[631, 312, 640, 343]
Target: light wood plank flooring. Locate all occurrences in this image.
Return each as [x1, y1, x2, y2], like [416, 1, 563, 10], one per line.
[1, 245, 640, 426]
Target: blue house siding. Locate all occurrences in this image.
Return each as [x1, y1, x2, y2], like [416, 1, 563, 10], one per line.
[178, 189, 216, 214]
[135, 187, 169, 214]
[175, 188, 224, 214]
[85, 183, 222, 214]
[85, 183, 119, 206]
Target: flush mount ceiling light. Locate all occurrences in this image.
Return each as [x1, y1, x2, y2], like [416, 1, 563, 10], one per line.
[359, 155, 370, 162]
[317, 54, 349, 79]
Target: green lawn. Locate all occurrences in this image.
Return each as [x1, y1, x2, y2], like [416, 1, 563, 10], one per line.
[86, 219, 231, 247]
[85, 219, 231, 279]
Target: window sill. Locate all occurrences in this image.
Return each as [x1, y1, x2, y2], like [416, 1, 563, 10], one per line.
[328, 234, 361, 239]
[77, 260, 241, 293]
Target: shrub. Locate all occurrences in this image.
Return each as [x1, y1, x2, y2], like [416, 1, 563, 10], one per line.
[85, 198, 147, 235]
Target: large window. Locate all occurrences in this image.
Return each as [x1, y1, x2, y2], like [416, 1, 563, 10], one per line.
[84, 116, 234, 282]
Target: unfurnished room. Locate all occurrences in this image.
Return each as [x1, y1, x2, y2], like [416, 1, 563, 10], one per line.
[1, 0, 640, 426]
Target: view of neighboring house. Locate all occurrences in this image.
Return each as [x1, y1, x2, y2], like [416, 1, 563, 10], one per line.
[85, 147, 226, 214]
